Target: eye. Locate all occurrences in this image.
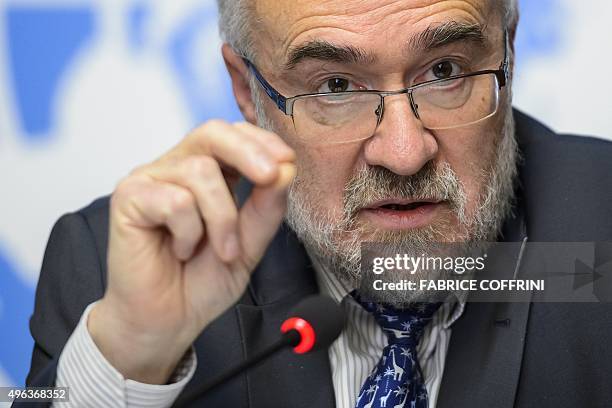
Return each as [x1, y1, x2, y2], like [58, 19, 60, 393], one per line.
[318, 77, 361, 93]
[427, 61, 463, 81]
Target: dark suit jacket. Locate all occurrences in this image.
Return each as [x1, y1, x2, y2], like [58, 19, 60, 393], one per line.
[21, 110, 612, 407]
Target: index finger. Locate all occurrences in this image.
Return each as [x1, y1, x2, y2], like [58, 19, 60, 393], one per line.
[163, 120, 293, 186]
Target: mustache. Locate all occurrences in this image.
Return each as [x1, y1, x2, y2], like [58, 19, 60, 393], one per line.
[342, 161, 466, 218]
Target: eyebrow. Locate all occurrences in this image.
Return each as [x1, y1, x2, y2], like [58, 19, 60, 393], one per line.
[409, 21, 487, 52]
[284, 40, 376, 70]
[283, 21, 487, 70]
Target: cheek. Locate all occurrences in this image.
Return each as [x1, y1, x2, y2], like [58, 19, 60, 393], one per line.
[293, 143, 363, 216]
[256, 104, 351, 216]
[435, 124, 500, 210]
[260, 106, 344, 207]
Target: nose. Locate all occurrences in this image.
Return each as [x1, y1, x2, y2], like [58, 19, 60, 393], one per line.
[363, 93, 439, 176]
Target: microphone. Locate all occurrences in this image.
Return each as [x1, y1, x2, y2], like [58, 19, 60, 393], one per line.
[180, 295, 344, 404]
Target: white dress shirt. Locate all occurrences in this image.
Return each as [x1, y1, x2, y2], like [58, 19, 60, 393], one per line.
[54, 303, 196, 408]
[311, 255, 465, 408]
[54, 260, 464, 407]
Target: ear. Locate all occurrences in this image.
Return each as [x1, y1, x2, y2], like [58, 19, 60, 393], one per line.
[508, 9, 519, 56]
[222, 43, 257, 124]
[508, 19, 518, 77]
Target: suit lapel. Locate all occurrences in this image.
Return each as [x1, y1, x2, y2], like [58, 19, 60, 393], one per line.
[436, 298, 532, 408]
[237, 224, 336, 408]
[437, 202, 531, 408]
[237, 301, 336, 408]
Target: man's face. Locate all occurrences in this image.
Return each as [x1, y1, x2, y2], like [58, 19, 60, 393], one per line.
[246, 0, 517, 300]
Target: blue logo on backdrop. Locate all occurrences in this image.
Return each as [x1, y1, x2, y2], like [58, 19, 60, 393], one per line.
[6, 7, 95, 139]
[5, 3, 241, 142]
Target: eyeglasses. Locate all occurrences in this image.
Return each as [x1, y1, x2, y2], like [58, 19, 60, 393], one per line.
[244, 31, 509, 145]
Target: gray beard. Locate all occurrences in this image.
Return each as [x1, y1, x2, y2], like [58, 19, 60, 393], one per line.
[252, 82, 518, 305]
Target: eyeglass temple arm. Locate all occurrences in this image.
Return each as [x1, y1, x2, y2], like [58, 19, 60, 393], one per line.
[242, 58, 289, 114]
[498, 29, 510, 87]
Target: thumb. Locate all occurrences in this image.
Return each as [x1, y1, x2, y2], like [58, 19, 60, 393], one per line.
[237, 162, 296, 268]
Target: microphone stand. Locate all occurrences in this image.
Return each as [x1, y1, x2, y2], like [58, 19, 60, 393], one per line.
[179, 330, 300, 405]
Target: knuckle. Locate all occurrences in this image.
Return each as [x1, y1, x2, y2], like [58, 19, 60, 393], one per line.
[112, 177, 140, 205]
[111, 176, 151, 218]
[168, 189, 194, 214]
[183, 155, 218, 178]
[183, 119, 229, 149]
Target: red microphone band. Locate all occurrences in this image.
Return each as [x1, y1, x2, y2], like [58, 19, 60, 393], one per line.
[280, 317, 316, 354]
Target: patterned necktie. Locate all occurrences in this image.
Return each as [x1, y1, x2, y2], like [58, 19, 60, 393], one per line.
[352, 293, 441, 408]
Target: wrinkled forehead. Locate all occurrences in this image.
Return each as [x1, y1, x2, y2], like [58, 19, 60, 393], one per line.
[252, 0, 501, 67]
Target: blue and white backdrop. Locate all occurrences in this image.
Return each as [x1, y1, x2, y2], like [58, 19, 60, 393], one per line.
[1, 0, 611, 391]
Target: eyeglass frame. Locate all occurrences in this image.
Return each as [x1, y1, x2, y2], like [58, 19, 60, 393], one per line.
[243, 30, 509, 129]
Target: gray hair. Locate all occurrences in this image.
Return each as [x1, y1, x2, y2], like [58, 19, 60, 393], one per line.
[217, 0, 520, 59]
[503, 0, 520, 34]
[216, 0, 256, 59]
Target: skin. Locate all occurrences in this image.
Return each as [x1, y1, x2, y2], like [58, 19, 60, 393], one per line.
[88, 0, 514, 384]
[239, 0, 511, 239]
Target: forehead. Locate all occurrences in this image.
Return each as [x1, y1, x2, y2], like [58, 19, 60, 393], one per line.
[254, 0, 496, 61]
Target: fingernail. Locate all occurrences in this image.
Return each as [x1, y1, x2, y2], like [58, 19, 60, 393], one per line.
[224, 234, 240, 260]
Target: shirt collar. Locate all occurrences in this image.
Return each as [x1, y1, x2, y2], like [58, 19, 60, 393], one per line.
[308, 248, 466, 329]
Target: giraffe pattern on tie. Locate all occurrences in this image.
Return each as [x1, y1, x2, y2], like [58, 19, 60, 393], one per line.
[384, 328, 411, 339]
[393, 391, 409, 408]
[379, 388, 393, 407]
[352, 291, 442, 408]
[363, 385, 379, 408]
[390, 349, 404, 381]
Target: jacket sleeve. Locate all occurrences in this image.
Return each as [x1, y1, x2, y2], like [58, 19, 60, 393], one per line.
[24, 211, 106, 388]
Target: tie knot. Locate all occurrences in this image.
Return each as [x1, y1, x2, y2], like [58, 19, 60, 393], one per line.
[352, 292, 441, 345]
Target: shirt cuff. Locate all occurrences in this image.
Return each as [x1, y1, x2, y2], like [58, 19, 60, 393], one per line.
[55, 302, 197, 408]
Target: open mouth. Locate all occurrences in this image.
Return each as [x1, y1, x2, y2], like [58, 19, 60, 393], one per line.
[360, 199, 445, 229]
